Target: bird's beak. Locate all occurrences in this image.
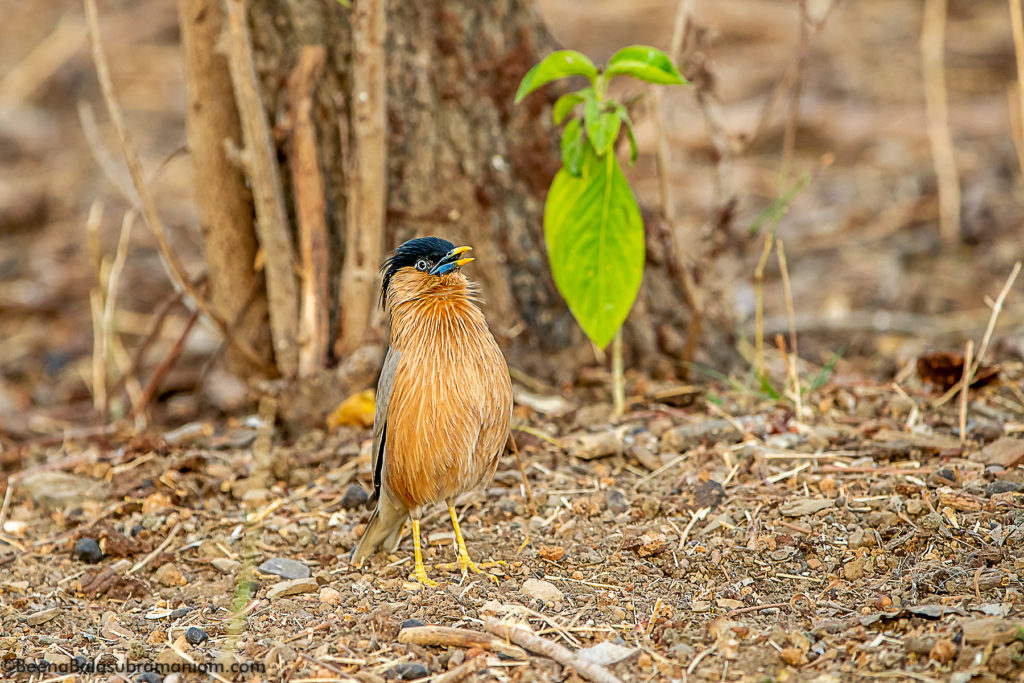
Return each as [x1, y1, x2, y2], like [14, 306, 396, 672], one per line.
[429, 246, 474, 275]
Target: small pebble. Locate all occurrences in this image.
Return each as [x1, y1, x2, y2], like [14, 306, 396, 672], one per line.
[401, 618, 426, 629]
[211, 558, 241, 574]
[257, 557, 311, 580]
[169, 607, 195, 620]
[319, 587, 342, 605]
[75, 538, 103, 563]
[987, 480, 1023, 496]
[266, 578, 318, 599]
[389, 662, 429, 680]
[184, 627, 208, 645]
[135, 673, 162, 683]
[339, 484, 370, 510]
[604, 488, 629, 514]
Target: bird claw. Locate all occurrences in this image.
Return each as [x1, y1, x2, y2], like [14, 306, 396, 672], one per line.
[408, 569, 439, 588]
[437, 555, 505, 584]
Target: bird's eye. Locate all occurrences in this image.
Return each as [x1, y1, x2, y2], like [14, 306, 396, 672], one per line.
[415, 259, 429, 272]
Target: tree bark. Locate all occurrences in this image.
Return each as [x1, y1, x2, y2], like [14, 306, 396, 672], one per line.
[176, 0, 271, 376]
[200, 0, 718, 395]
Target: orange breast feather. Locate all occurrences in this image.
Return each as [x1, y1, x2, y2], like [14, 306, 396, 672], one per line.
[383, 274, 512, 510]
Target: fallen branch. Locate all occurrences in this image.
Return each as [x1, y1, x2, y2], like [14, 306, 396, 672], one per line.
[83, 0, 271, 374]
[398, 625, 526, 660]
[336, 0, 387, 355]
[286, 45, 330, 376]
[223, 0, 300, 378]
[482, 617, 622, 683]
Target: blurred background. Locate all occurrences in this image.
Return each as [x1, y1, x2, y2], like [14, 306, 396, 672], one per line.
[0, 0, 1021, 439]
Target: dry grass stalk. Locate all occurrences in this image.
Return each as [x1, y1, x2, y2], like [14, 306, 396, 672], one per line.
[971, 260, 1021, 377]
[959, 339, 973, 445]
[920, 0, 961, 245]
[83, 0, 270, 374]
[86, 200, 106, 411]
[337, 0, 387, 356]
[77, 102, 136, 202]
[935, 260, 1021, 407]
[100, 209, 136, 419]
[779, 0, 810, 187]
[286, 45, 330, 377]
[1009, 0, 1024, 177]
[133, 308, 200, 420]
[0, 11, 84, 106]
[482, 617, 622, 683]
[223, 0, 300, 378]
[775, 239, 803, 417]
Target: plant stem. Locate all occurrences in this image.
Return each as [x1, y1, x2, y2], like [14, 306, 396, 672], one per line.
[612, 328, 624, 417]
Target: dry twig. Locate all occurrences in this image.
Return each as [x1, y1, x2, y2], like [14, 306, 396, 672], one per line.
[482, 618, 622, 683]
[83, 0, 270, 373]
[286, 45, 330, 376]
[337, 0, 387, 355]
[398, 625, 526, 660]
[132, 308, 201, 420]
[223, 0, 300, 377]
[958, 339, 973, 445]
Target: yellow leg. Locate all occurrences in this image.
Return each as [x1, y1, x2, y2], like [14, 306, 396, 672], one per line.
[408, 519, 437, 587]
[436, 505, 502, 583]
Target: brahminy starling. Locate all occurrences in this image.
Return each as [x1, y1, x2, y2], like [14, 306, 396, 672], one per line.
[350, 237, 513, 586]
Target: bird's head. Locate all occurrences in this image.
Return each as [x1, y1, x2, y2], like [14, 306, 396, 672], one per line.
[380, 236, 475, 307]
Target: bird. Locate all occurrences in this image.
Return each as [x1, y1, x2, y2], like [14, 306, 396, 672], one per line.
[350, 236, 513, 586]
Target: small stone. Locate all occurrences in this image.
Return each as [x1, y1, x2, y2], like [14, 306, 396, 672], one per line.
[866, 511, 898, 528]
[905, 499, 926, 515]
[153, 563, 187, 587]
[401, 618, 426, 629]
[184, 627, 208, 645]
[75, 538, 104, 563]
[538, 545, 566, 562]
[257, 558, 311, 580]
[266, 577, 319, 599]
[779, 647, 806, 666]
[779, 498, 834, 517]
[135, 673, 162, 683]
[929, 638, 956, 663]
[319, 587, 342, 605]
[389, 662, 429, 680]
[980, 438, 1024, 468]
[961, 618, 1021, 645]
[986, 481, 1022, 496]
[578, 641, 640, 666]
[340, 484, 370, 510]
[26, 608, 59, 626]
[604, 488, 629, 514]
[520, 578, 563, 606]
[211, 558, 241, 574]
[844, 558, 866, 581]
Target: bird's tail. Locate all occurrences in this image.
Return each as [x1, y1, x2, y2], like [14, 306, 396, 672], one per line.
[350, 489, 408, 566]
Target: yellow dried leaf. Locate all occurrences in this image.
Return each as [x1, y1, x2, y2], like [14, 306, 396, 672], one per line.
[327, 389, 376, 430]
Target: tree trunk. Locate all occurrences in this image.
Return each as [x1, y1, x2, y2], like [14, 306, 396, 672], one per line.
[184, 0, 721, 413]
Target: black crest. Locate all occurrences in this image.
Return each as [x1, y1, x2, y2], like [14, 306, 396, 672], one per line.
[379, 236, 455, 307]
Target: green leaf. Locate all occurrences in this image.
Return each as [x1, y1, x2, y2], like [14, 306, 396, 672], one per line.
[584, 98, 620, 157]
[515, 51, 598, 103]
[605, 45, 686, 85]
[560, 118, 585, 176]
[616, 104, 638, 164]
[544, 146, 644, 349]
[553, 88, 591, 125]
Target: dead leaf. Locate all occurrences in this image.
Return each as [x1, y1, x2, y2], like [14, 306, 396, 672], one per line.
[916, 351, 998, 391]
[327, 389, 376, 430]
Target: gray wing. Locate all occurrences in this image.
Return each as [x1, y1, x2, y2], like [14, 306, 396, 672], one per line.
[369, 346, 400, 505]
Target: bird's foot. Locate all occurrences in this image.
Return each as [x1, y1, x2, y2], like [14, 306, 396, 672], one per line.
[437, 554, 505, 584]
[408, 567, 439, 588]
